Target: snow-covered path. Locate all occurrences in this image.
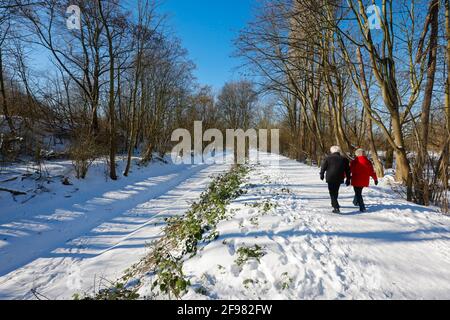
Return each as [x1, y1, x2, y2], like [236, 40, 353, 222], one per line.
[181, 153, 450, 300]
[0, 160, 230, 299]
[2, 153, 450, 300]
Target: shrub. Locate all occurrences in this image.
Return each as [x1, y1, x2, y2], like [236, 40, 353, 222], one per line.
[69, 131, 103, 179]
[73, 282, 140, 300]
[235, 245, 266, 267]
[0, 133, 23, 162]
[78, 164, 250, 300]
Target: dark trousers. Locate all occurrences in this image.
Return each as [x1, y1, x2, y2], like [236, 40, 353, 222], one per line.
[353, 187, 366, 210]
[328, 183, 341, 209]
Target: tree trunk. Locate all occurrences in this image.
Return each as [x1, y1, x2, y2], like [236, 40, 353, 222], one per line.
[415, 0, 440, 206]
[98, 0, 117, 181]
[384, 118, 394, 169]
[391, 112, 410, 184]
[107, 47, 117, 180]
[385, 146, 394, 169]
[124, 64, 141, 176]
[439, 0, 450, 212]
[366, 113, 384, 178]
[90, 102, 99, 134]
[355, 47, 384, 177]
[0, 49, 15, 134]
[90, 43, 101, 135]
[141, 143, 154, 164]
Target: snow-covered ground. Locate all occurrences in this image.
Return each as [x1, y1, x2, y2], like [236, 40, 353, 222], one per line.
[177, 153, 450, 300]
[0, 157, 230, 299]
[1, 152, 450, 300]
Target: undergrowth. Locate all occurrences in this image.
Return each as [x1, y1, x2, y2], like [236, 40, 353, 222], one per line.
[235, 245, 266, 267]
[79, 164, 250, 300]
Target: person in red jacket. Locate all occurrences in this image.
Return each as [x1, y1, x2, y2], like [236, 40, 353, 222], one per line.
[350, 148, 379, 212]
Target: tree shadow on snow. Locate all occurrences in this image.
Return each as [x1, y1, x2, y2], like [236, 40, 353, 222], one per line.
[218, 226, 450, 244]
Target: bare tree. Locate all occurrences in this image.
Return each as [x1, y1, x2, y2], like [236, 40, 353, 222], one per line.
[413, 0, 440, 205]
[98, 0, 117, 180]
[140, 36, 194, 163]
[124, 0, 159, 176]
[0, 16, 15, 134]
[217, 81, 257, 130]
[16, 0, 110, 134]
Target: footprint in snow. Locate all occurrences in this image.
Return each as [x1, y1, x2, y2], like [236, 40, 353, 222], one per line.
[278, 254, 289, 265]
[246, 260, 259, 271]
[230, 264, 241, 277]
[226, 239, 236, 256]
[271, 222, 280, 230]
[274, 236, 290, 246]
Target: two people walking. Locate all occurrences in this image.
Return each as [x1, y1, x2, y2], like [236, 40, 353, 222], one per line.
[320, 146, 378, 214]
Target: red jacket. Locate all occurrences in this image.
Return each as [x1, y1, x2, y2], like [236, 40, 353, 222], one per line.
[350, 156, 378, 188]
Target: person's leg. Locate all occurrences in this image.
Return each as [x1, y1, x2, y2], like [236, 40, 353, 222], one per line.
[328, 183, 340, 210]
[353, 187, 359, 206]
[359, 187, 366, 211]
[328, 184, 335, 208]
[335, 183, 341, 209]
[355, 187, 365, 212]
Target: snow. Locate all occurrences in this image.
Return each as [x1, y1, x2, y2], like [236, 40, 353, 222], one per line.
[0, 157, 230, 299]
[1, 152, 450, 300]
[177, 153, 450, 300]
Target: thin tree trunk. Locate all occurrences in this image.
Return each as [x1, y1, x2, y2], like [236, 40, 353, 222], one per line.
[415, 0, 439, 205]
[366, 113, 384, 178]
[356, 47, 384, 177]
[90, 99, 99, 135]
[385, 146, 394, 169]
[98, 0, 117, 181]
[107, 46, 117, 180]
[0, 49, 15, 134]
[90, 43, 101, 134]
[439, 0, 450, 212]
[124, 66, 141, 176]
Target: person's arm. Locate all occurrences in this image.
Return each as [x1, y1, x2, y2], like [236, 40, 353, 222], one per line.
[345, 158, 351, 185]
[320, 158, 328, 180]
[369, 161, 378, 185]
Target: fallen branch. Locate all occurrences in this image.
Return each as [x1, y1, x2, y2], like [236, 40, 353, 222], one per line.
[30, 289, 51, 301]
[0, 176, 19, 183]
[0, 187, 27, 196]
[21, 194, 36, 204]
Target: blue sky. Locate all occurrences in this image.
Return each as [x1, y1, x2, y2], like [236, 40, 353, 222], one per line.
[30, 1, 255, 92]
[159, 0, 255, 91]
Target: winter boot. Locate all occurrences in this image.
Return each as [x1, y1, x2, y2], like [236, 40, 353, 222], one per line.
[359, 200, 366, 212]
